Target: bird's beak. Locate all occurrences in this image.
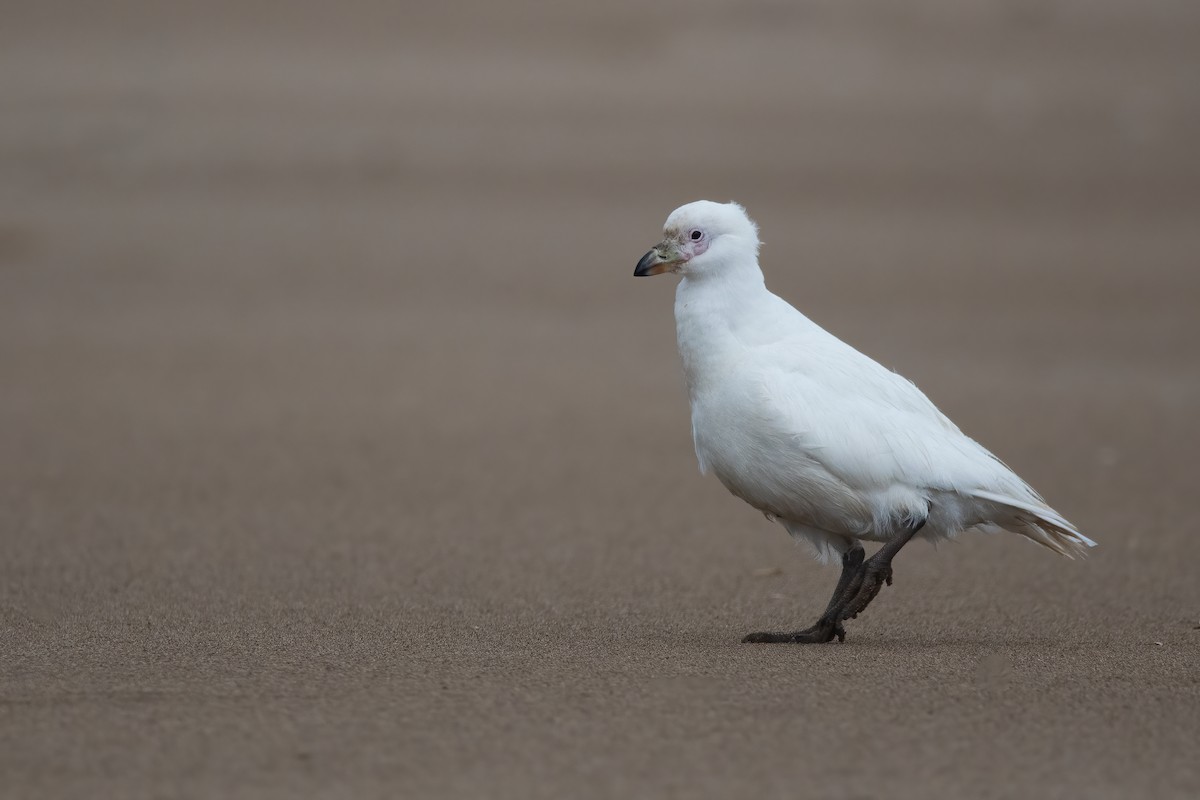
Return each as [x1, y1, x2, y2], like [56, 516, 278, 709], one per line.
[634, 241, 683, 277]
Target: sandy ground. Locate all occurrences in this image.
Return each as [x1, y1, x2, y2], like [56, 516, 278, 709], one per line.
[2, 2, 1199, 797]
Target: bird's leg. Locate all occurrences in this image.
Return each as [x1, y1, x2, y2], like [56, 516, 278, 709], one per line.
[817, 543, 866, 621]
[742, 543, 865, 644]
[838, 517, 927, 622]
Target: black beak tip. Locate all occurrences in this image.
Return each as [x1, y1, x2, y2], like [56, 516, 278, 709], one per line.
[634, 249, 659, 277]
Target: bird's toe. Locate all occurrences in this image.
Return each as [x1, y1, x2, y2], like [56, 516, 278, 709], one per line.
[742, 631, 793, 644]
[743, 623, 843, 644]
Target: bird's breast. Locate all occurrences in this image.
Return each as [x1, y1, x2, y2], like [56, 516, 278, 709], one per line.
[685, 374, 875, 537]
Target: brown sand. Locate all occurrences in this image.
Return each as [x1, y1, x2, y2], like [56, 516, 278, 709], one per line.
[2, 2, 1199, 797]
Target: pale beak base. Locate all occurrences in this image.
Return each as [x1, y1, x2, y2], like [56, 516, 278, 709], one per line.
[634, 242, 683, 277]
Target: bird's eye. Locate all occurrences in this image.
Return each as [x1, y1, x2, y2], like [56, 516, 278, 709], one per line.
[689, 229, 703, 241]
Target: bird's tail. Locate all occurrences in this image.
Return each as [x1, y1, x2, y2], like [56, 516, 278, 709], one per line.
[969, 489, 1097, 559]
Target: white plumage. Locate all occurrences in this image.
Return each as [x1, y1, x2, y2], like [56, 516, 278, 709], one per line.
[635, 200, 1094, 577]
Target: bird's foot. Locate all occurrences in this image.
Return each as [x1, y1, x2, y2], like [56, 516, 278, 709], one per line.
[742, 619, 845, 644]
[840, 563, 893, 620]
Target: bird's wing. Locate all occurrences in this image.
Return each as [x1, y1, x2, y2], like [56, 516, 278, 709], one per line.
[749, 329, 1019, 498]
[718, 294, 1094, 554]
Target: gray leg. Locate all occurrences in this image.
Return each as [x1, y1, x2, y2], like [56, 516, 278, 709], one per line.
[838, 517, 926, 622]
[742, 542, 866, 644]
[821, 542, 867, 617]
[743, 516, 927, 644]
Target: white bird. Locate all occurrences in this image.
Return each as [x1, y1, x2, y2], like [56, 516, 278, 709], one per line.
[634, 200, 1095, 643]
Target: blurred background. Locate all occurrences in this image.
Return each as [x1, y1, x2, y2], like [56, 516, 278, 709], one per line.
[2, 1, 1198, 797]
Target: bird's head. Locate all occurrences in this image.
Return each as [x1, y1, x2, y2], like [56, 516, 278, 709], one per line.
[634, 200, 761, 279]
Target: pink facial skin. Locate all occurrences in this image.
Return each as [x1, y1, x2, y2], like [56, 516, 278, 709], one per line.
[681, 230, 709, 261]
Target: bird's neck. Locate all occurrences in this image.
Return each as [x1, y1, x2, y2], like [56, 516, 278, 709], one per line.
[673, 268, 773, 396]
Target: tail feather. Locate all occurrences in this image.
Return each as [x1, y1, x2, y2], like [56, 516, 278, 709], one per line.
[969, 489, 1097, 559]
